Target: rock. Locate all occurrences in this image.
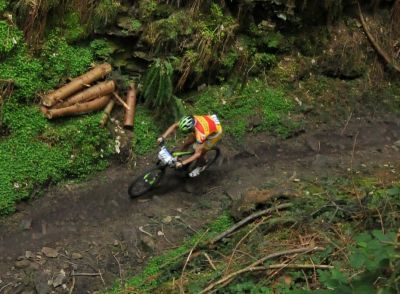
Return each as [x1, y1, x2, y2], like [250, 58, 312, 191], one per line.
[394, 140, 400, 148]
[41, 247, 58, 258]
[15, 259, 31, 269]
[71, 253, 82, 260]
[34, 272, 51, 294]
[162, 216, 172, 224]
[306, 137, 320, 152]
[20, 219, 32, 230]
[52, 270, 66, 288]
[25, 251, 34, 259]
[140, 235, 156, 252]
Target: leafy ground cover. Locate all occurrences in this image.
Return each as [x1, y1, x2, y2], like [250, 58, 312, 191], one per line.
[187, 78, 300, 139]
[0, 104, 114, 215]
[109, 167, 400, 293]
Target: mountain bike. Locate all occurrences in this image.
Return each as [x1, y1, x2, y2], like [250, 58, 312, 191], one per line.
[128, 144, 220, 198]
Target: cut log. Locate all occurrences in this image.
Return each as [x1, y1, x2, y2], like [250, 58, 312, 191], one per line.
[124, 83, 137, 129]
[42, 63, 112, 107]
[55, 80, 115, 109]
[40, 106, 49, 116]
[100, 99, 115, 127]
[46, 95, 111, 119]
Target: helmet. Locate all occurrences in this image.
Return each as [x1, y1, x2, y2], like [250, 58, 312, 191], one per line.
[178, 115, 195, 133]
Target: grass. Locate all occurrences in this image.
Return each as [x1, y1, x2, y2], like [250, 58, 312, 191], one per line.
[107, 212, 233, 293]
[109, 168, 400, 293]
[188, 78, 300, 139]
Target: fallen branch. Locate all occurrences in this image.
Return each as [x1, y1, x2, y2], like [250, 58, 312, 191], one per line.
[55, 80, 115, 108]
[113, 92, 130, 111]
[358, 2, 400, 72]
[68, 271, 76, 294]
[124, 83, 137, 129]
[100, 99, 115, 127]
[45, 95, 111, 119]
[225, 217, 268, 274]
[210, 203, 293, 244]
[180, 229, 209, 293]
[204, 253, 217, 271]
[71, 272, 101, 277]
[42, 63, 112, 107]
[113, 253, 124, 286]
[200, 247, 324, 294]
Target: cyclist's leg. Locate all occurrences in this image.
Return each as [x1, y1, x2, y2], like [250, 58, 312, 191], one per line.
[189, 130, 222, 177]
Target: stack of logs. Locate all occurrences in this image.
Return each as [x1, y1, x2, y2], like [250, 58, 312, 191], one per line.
[40, 63, 137, 128]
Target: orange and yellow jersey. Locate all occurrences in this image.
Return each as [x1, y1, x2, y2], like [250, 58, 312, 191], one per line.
[193, 115, 222, 144]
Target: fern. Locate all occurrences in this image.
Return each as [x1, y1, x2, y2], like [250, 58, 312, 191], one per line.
[143, 58, 182, 120]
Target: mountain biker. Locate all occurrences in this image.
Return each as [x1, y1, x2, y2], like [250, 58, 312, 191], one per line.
[157, 115, 222, 177]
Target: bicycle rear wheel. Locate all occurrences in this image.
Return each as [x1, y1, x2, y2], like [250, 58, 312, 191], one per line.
[128, 167, 165, 198]
[187, 147, 220, 175]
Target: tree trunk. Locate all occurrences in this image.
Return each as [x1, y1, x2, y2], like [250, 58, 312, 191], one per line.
[100, 99, 115, 127]
[46, 95, 111, 119]
[124, 83, 137, 129]
[42, 63, 112, 107]
[55, 80, 116, 109]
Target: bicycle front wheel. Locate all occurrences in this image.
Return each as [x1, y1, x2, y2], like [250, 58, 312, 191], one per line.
[128, 167, 165, 198]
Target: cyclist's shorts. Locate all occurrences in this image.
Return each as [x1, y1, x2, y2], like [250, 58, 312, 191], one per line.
[195, 124, 223, 151]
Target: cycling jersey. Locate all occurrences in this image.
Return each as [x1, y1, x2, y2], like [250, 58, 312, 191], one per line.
[193, 115, 223, 150]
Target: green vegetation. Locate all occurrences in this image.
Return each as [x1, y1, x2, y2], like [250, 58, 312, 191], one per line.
[0, 21, 110, 215]
[40, 33, 93, 88]
[190, 79, 299, 138]
[108, 213, 233, 293]
[111, 169, 400, 293]
[0, 0, 8, 12]
[0, 20, 23, 56]
[0, 104, 113, 215]
[130, 106, 160, 156]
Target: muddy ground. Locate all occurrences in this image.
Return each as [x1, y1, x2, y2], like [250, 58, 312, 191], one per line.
[0, 115, 400, 293]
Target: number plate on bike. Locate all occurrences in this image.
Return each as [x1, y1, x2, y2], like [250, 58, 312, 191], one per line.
[158, 147, 174, 165]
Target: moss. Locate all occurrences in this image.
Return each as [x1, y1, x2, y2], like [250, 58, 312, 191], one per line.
[190, 78, 298, 139]
[63, 11, 87, 42]
[40, 32, 94, 89]
[0, 0, 8, 12]
[0, 104, 113, 215]
[0, 20, 23, 56]
[131, 106, 160, 156]
[0, 46, 44, 102]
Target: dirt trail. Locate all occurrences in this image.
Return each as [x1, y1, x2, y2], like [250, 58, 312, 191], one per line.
[0, 116, 399, 293]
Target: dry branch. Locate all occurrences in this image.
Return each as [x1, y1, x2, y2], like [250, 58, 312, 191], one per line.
[55, 80, 115, 109]
[46, 95, 111, 119]
[199, 247, 325, 294]
[124, 83, 137, 129]
[100, 99, 115, 127]
[358, 2, 400, 73]
[113, 92, 130, 110]
[210, 203, 293, 245]
[42, 63, 112, 107]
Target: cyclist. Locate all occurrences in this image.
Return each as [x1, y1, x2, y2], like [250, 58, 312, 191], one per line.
[157, 115, 222, 177]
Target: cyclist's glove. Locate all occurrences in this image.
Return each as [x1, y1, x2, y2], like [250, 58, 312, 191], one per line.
[157, 136, 165, 146]
[175, 161, 183, 169]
